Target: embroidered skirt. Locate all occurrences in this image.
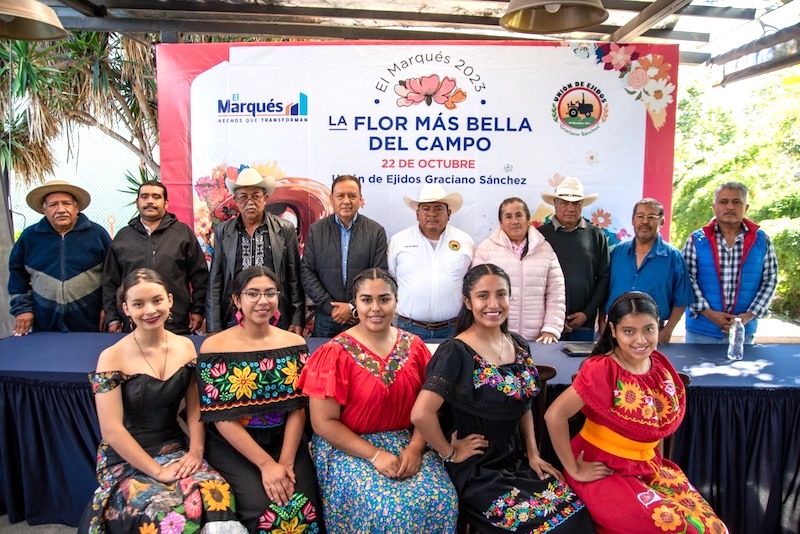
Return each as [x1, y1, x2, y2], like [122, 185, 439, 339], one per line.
[311, 430, 458, 534]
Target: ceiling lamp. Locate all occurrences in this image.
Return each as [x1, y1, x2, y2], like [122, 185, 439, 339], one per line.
[500, 0, 609, 34]
[0, 0, 68, 41]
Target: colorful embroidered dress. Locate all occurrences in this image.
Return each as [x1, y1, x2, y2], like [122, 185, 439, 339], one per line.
[197, 345, 324, 534]
[423, 335, 595, 533]
[568, 351, 728, 534]
[297, 330, 458, 534]
[81, 363, 241, 534]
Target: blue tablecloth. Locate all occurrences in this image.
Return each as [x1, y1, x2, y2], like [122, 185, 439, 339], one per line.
[1, 333, 799, 531]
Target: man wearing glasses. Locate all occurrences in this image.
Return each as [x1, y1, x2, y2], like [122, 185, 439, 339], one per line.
[539, 177, 609, 342]
[206, 168, 305, 334]
[606, 198, 693, 343]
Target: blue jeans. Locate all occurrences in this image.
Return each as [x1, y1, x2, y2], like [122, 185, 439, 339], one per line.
[396, 317, 455, 341]
[312, 312, 349, 339]
[684, 330, 755, 345]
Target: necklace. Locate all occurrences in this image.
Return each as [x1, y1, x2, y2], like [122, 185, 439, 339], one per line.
[133, 330, 169, 379]
[613, 349, 649, 375]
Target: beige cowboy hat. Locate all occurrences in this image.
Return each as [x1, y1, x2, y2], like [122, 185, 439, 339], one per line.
[540, 177, 599, 206]
[225, 168, 277, 196]
[403, 184, 463, 214]
[26, 180, 91, 214]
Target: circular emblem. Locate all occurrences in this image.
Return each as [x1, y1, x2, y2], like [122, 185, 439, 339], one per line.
[553, 86, 607, 135]
[448, 240, 461, 251]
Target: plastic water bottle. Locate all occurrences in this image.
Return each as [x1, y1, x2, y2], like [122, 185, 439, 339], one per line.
[727, 317, 745, 361]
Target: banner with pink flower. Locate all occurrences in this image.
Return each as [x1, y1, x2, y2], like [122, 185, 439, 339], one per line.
[157, 41, 679, 258]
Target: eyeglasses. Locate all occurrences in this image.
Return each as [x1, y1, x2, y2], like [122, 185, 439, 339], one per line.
[236, 192, 265, 203]
[242, 290, 280, 303]
[633, 214, 662, 221]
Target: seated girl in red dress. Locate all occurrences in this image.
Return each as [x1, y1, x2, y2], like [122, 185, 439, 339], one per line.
[545, 291, 729, 534]
[297, 268, 457, 534]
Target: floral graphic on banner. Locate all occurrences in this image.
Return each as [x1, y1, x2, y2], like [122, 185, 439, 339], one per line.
[570, 42, 675, 130]
[395, 74, 467, 110]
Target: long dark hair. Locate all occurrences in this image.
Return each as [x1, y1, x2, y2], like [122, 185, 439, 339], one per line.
[592, 291, 660, 356]
[455, 263, 511, 335]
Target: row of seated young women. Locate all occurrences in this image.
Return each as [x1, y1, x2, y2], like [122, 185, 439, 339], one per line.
[78, 264, 728, 534]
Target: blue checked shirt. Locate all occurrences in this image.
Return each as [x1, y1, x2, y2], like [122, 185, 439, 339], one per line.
[682, 222, 778, 318]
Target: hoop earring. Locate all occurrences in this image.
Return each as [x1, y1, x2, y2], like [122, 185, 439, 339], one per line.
[351, 307, 359, 319]
[235, 308, 244, 327]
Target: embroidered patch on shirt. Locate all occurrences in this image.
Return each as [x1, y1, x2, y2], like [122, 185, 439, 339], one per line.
[448, 240, 461, 251]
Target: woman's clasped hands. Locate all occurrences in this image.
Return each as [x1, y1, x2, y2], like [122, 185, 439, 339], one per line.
[261, 460, 296, 506]
[371, 444, 424, 479]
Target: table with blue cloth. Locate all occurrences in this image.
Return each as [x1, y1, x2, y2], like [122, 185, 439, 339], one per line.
[0, 333, 799, 532]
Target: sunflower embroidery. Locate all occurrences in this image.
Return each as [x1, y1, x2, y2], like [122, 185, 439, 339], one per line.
[614, 379, 644, 413]
[672, 490, 703, 515]
[448, 240, 461, 251]
[200, 480, 233, 511]
[651, 505, 682, 531]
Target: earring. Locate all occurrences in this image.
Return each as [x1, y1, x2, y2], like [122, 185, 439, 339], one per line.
[351, 307, 359, 319]
[167, 311, 173, 323]
[127, 317, 134, 331]
[235, 308, 244, 327]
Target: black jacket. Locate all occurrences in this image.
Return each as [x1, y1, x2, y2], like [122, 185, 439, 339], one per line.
[103, 213, 209, 334]
[206, 212, 305, 332]
[301, 214, 388, 315]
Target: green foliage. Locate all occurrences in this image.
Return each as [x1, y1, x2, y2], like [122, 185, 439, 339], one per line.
[672, 66, 800, 317]
[759, 219, 800, 317]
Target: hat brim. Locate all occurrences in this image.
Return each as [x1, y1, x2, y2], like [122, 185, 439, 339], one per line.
[403, 192, 463, 214]
[26, 182, 91, 214]
[225, 176, 277, 196]
[540, 192, 598, 207]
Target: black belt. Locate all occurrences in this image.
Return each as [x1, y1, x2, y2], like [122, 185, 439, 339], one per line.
[398, 316, 456, 330]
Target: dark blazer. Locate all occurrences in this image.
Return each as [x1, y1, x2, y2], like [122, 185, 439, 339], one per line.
[300, 214, 388, 315]
[206, 212, 304, 332]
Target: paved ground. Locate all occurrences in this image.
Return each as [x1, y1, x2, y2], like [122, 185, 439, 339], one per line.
[3, 316, 799, 533]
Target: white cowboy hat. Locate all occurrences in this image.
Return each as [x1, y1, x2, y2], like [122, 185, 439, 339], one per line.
[403, 184, 463, 214]
[26, 180, 91, 214]
[225, 168, 276, 196]
[540, 177, 599, 206]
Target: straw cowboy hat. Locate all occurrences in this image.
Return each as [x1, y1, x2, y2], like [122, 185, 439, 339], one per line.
[403, 184, 463, 214]
[26, 180, 91, 214]
[540, 177, 599, 206]
[225, 168, 277, 196]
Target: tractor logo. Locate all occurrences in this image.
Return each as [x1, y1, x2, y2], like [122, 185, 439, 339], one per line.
[552, 85, 608, 136]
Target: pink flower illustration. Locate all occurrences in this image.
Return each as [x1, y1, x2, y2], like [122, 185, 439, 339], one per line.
[548, 173, 566, 188]
[210, 362, 227, 378]
[184, 490, 203, 520]
[616, 228, 630, 240]
[258, 510, 277, 530]
[204, 384, 220, 400]
[259, 358, 275, 372]
[303, 501, 317, 521]
[627, 68, 648, 90]
[159, 512, 186, 534]
[602, 43, 636, 71]
[395, 75, 465, 109]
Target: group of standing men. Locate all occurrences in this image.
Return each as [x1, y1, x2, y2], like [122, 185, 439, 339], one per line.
[8, 173, 777, 345]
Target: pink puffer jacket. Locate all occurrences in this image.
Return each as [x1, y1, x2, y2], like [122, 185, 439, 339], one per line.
[473, 226, 565, 341]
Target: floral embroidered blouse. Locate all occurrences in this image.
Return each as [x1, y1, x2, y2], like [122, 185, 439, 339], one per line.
[297, 330, 431, 435]
[196, 344, 310, 425]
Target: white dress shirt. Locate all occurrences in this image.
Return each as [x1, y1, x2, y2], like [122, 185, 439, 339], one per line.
[388, 225, 475, 322]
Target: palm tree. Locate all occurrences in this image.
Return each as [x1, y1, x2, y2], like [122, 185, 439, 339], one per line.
[1, 32, 158, 185]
